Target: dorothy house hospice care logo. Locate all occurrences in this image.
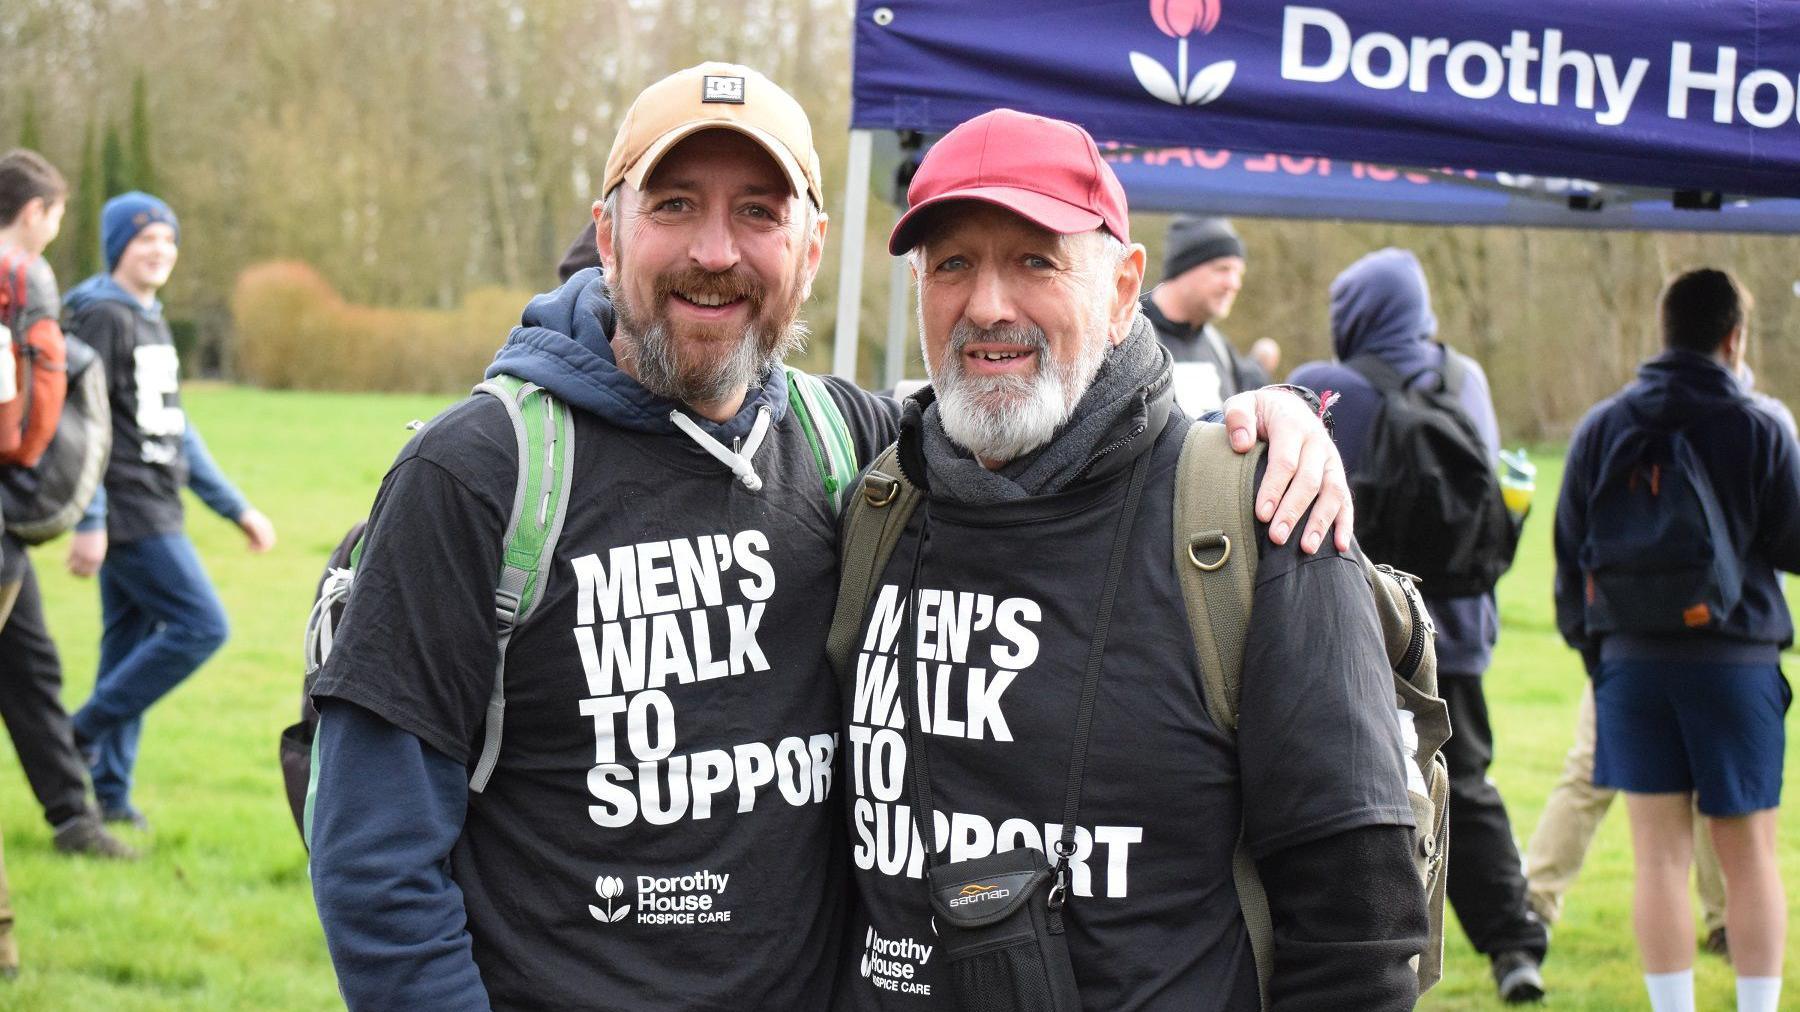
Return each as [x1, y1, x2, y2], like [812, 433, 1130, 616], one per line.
[589, 874, 632, 923]
[589, 868, 734, 927]
[1131, 0, 1236, 106]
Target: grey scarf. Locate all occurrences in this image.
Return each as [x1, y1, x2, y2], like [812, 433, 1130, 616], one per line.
[922, 313, 1166, 505]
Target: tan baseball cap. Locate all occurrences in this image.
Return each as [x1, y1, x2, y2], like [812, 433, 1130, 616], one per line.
[601, 62, 823, 208]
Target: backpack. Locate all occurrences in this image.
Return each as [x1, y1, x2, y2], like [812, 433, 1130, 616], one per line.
[826, 421, 1451, 1005]
[1348, 349, 1518, 597]
[0, 247, 68, 469]
[285, 366, 858, 845]
[1578, 402, 1744, 634]
[0, 334, 112, 544]
[280, 519, 365, 838]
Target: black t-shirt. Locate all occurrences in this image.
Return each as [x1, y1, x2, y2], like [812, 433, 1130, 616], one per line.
[66, 299, 187, 544]
[313, 378, 897, 1011]
[1140, 295, 1269, 415]
[836, 423, 1413, 1011]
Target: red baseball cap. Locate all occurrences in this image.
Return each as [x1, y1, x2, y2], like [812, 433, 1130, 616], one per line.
[888, 108, 1130, 256]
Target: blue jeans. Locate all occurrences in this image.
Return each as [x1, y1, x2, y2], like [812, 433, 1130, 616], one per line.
[73, 533, 228, 812]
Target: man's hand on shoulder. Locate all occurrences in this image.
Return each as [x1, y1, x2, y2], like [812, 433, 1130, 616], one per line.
[1221, 386, 1353, 554]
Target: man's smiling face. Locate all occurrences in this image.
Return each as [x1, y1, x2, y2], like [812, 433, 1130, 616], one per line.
[600, 129, 824, 410]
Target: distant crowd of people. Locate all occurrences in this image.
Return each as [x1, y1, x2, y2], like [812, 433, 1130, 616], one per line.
[1, 59, 1794, 1012]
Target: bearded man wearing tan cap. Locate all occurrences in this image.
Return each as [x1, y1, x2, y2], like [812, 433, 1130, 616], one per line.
[307, 65, 1353, 1010]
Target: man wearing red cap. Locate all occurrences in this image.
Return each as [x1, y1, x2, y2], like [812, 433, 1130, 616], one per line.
[309, 64, 1355, 1010]
[837, 109, 1425, 1011]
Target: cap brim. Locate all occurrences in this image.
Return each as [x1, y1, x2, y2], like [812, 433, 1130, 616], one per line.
[888, 186, 1105, 255]
[623, 120, 813, 205]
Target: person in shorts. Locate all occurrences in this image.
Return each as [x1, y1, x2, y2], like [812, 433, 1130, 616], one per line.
[1554, 267, 1798, 1012]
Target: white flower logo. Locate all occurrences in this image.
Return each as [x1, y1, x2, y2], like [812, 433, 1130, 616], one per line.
[588, 874, 632, 924]
[1131, 0, 1236, 106]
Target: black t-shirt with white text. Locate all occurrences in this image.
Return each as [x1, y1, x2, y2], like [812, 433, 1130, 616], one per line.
[65, 298, 187, 543]
[314, 380, 897, 1011]
[836, 422, 1414, 1011]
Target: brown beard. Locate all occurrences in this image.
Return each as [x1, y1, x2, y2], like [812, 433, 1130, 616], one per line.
[609, 263, 808, 407]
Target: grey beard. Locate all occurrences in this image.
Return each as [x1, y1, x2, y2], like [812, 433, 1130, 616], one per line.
[628, 318, 769, 407]
[608, 271, 809, 407]
[932, 320, 1105, 463]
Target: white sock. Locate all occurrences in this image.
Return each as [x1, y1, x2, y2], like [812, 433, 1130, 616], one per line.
[1644, 970, 1695, 1012]
[1736, 975, 1782, 1012]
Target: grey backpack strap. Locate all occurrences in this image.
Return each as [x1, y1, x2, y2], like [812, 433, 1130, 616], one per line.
[825, 444, 921, 679]
[1438, 344, 1469, 395]
[470, 376, 575, 792]
[1172, 420, 1274, 1009]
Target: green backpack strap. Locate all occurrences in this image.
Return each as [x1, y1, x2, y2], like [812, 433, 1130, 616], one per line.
[1172, 420, 1275, 1010]
[469, 373, 575, 792]
[303, 380, 572, 845]
[826, 443, 921, 679]
[785, 366, 859, 514]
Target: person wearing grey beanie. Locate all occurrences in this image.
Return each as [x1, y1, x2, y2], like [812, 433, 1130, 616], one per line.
[1140, 216, 1272, 415]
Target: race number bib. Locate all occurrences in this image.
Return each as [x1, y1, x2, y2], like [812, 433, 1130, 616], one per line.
[133, 344, 186, 459]
[1170, 361, 1225, 416]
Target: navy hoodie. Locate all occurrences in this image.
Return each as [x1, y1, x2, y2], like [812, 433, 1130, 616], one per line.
[309, 270, 899, 1011]
[1289, 249, 1502, 676]
[1553, 348, 1800, 667]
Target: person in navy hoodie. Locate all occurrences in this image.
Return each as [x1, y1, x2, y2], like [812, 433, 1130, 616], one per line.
[1554, 269, 1798, 1012]
[1289, 248, 1550, 1004]
[63, 191, 277, 831]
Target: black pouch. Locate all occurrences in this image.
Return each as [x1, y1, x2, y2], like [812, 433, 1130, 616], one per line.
[927, 847, 1081, 1012]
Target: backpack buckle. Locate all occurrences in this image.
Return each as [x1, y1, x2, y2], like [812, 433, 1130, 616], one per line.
[494, 587, 523, 632]
[863, 472, 900, 508]
[1047, 855, 1072, 911]
[1187, 531, 1232, 572]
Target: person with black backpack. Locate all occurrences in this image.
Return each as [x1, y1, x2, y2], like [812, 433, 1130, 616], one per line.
[0, 151, 137, 873]
[1554, 268, 1799, 1012]
[1289, 247, 1547, 1003]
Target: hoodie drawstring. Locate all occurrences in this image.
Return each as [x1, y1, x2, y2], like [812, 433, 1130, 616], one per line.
[670, 405, 772, 492]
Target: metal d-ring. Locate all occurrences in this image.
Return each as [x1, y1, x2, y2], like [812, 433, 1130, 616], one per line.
[1188, 531, 1231, 571]
[863, 474, 899, 508]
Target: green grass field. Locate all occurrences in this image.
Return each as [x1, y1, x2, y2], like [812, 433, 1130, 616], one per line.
[0, 384, 1794, 1010]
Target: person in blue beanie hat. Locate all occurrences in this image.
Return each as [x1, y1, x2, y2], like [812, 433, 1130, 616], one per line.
[99, 191, 178, 273]
[63, 191, 277, 832]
